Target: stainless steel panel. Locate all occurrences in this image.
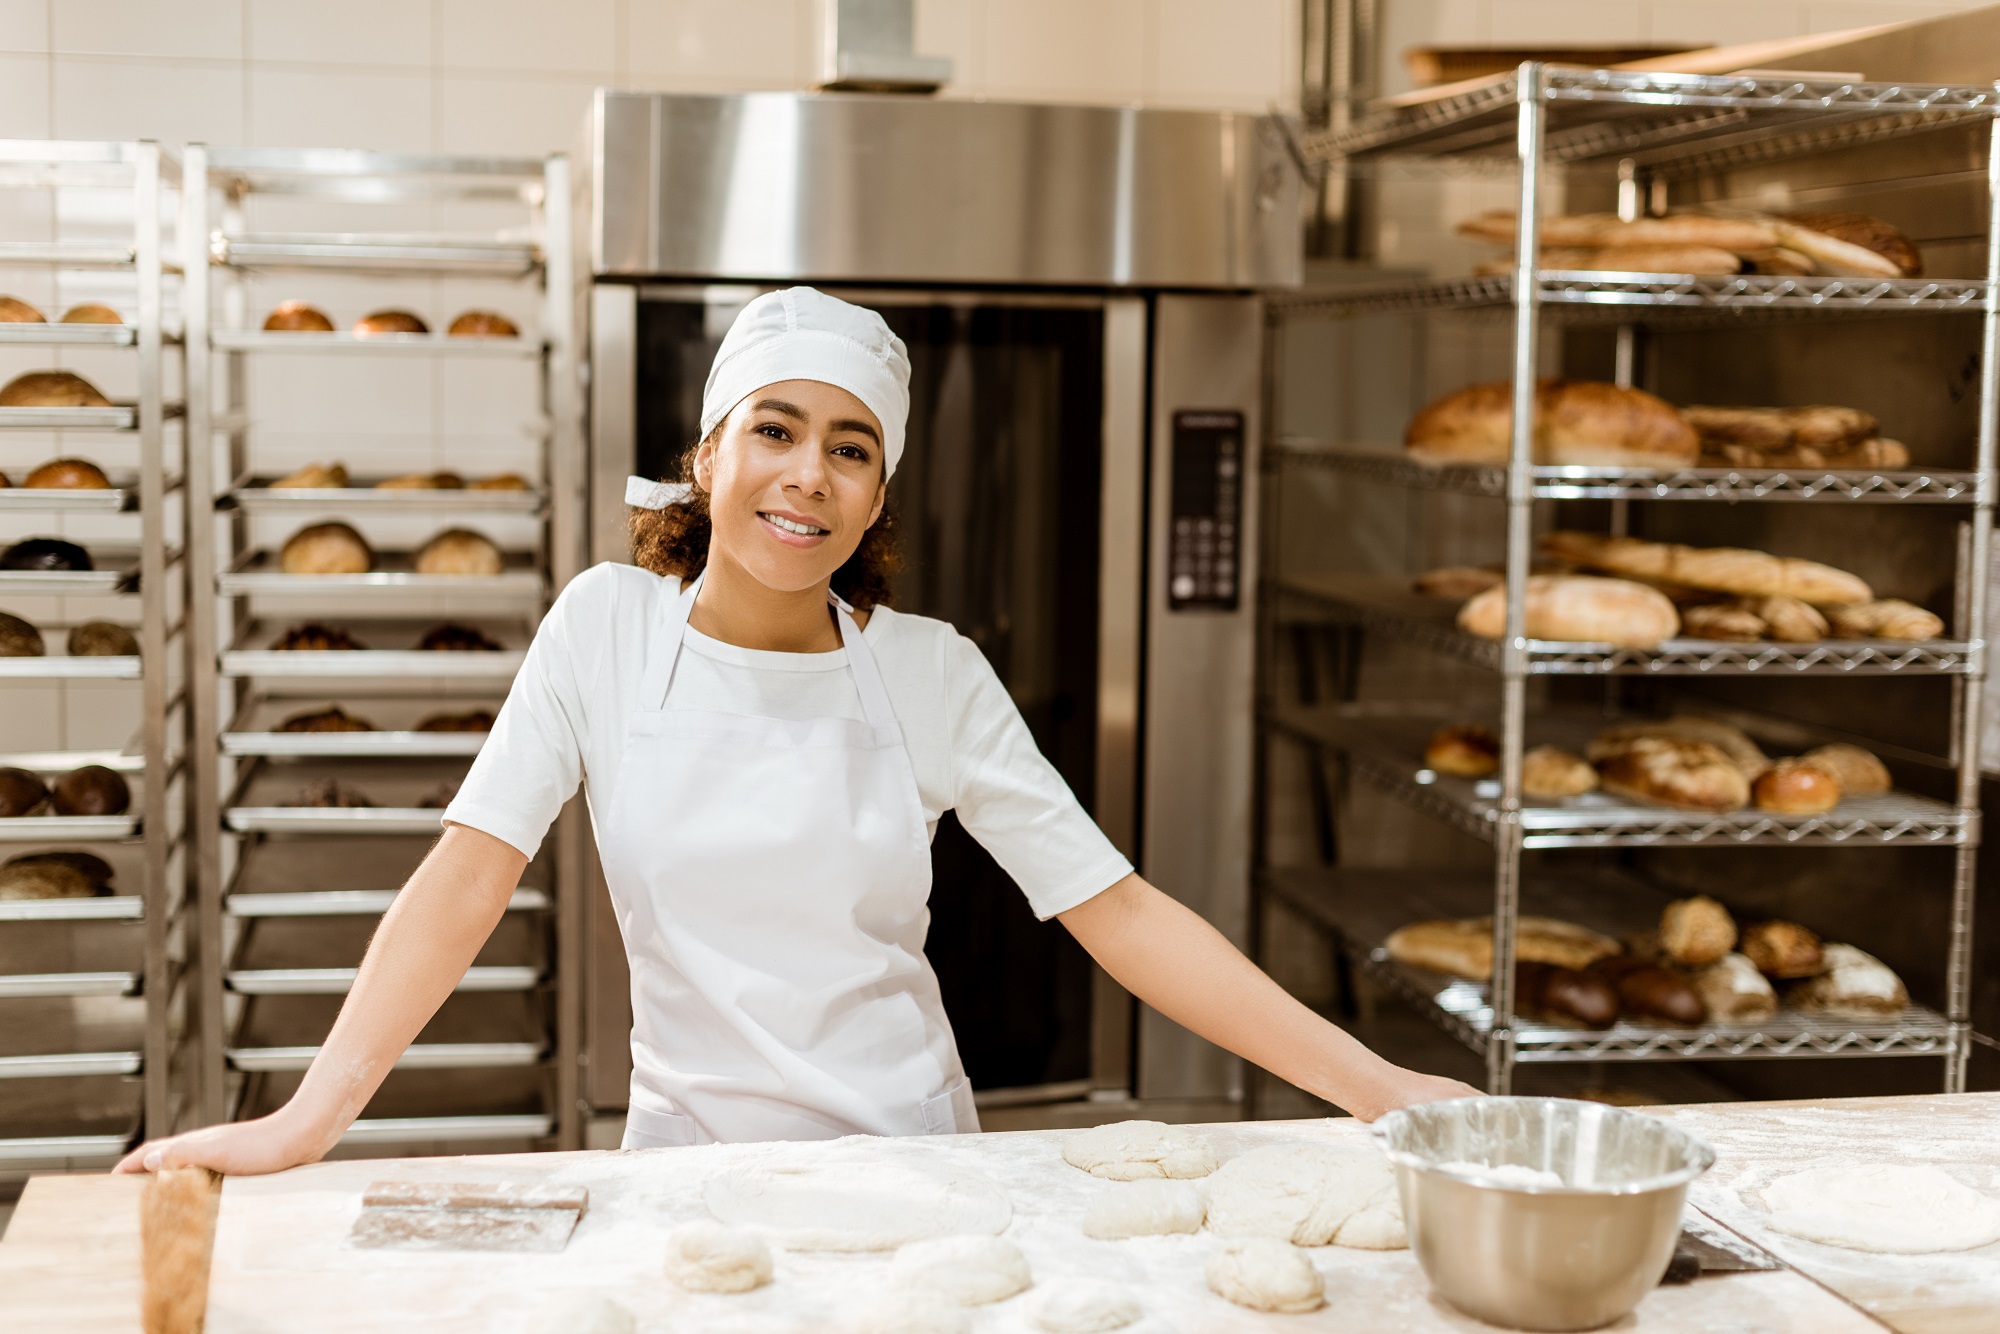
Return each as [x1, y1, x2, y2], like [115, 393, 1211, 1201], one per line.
[590, 91, 1301, 288]
[588, 283, 638, 565]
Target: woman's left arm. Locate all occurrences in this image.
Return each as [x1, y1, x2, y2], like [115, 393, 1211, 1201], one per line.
[1058, 873, 1478, 1121]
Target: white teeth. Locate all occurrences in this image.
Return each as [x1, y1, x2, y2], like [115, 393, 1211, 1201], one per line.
[761, 512, 826, 536]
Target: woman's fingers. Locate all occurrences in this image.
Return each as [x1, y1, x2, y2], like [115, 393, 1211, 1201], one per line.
[112, 1136, 177, 1174]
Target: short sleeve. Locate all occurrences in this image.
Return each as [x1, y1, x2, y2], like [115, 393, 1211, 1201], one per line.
[440, 571, 597, 858]
[944, 633, 1133, 919]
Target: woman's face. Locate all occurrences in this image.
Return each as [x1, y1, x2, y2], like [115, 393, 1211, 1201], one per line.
[693, 378, 887, 594]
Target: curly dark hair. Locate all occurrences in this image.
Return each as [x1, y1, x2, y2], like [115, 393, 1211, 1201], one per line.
[627, 444, 902, 611]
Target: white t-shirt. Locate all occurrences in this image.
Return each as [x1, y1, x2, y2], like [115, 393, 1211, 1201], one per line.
[443, 563, 1132, 921]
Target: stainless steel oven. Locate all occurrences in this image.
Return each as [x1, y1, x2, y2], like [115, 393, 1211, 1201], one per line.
[579, 90, 1298, 1129]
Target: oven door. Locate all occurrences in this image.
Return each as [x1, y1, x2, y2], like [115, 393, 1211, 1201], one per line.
[585, 283, 1145, 1114]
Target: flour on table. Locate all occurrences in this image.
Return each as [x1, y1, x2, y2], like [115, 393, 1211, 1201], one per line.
[703, 1155, 1011, 1252]
[1762, 1164, 2000, 1254]
[1435, 1162, 1565, 1190]
[1061, 1120, 1217, 1181]
[1082, 1179, 1205, 1239]
[1205, 1238, 1325, 1313]
[842, 1288, 971, 1334]
[1032, 1281, 1142, 1332]
[663, 1220, 773, 1293]
[1205, 1142, 1407, 1250]
[524, 1292, 634, 1334]
[889, 1235, 1032, 1305]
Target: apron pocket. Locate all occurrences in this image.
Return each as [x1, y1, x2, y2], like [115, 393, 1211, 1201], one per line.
[920, 1076, 980, 1136]
[623, 1105, 698, 1150]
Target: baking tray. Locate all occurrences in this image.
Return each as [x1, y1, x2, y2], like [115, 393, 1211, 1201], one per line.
[212, 232, 540, 275]
[0, 895, 143, 923]
[223, 757, 467, 836]
[217, 549, 543, 602]
[223, 617, 529, 681]
[0, 651, 142, 679]
[229, 991, 545, 1071]
[226, 888, 548, 916]
[0, 322, 137, 347]
[0, 1051, 141, 1077]
[226, 908, 542, 987]
[0, 480, 140, 512]
[0, 971, 138, 999]
[0, 748, 144, 773]
[226, 966, 539, 996]
[231, 476, 544, 516]
[220, 832, 550, 907]
[0, 404, 137, 431]
[0, 813, 141, 842]
[212, 329, 541, 359]
[0, 1088, 140, 1173]
[0, 241, 134, 267]
[239, 1064, 552, 1147]
[223, 694, 500, 759]
[0, 549, 143, 596]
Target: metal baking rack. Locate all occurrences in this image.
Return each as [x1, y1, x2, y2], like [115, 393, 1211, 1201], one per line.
[1254, 65, 1999, 1099]
[0, 140, 191, 1173]
[183, 145, 582, 1154]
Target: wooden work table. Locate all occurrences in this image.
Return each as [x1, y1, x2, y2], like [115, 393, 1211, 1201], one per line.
[3, 1093, 1995, 1333]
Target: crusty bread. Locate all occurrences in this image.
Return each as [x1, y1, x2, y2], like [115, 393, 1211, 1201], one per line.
[470, 472, 532, 491]
[1589, 715, 1769, 781]
[1827, 599, 1943, 641]
[1753, 757, 1842, 815]
[279, 522, 371, 576]
[353, 308, 428, 336]
[1406, 379, 1699, 469]
[375, 471, 466, 490]
[1700, 435, 1910, 470]
[1802, 743, 1890, 796]
[1456, 574, 1679, 648]
[1540, 530, 1872, 605]
[414, 528, 502, 576]
[1779, 213, 1921, 278]
[1413, 566, 1503, 599]
[1679, 602, 1765, 642]
[1741, 920, 1825, 979]
[1521, 745, 1597, 799]
[263, 300, 335, 332]
[1591, 956, 1706, 1025]
[1747, 596, 1828, 643]
[0, 295, 46, 322]
[1692, 953, 1778, 1022]
[1456, 210, 1780, 252]
[446, 309, 519, 337]
[1661, 895, 1737, 967]
[1790, 943, 1908, 1017]
[1681, 404, 1878, 451]
[23, 458, 112, 489]
[0, 370, 111, 408]
[1385, 916, 1621, 980]
[1424, 724, 1498, 778]
[1515, 961, 1620, 1028]
[59, 302, 121, 324]
[1477, 245, 1742, 276]
[1594, 735, 1751, 812]
[270, 462, 348, 489]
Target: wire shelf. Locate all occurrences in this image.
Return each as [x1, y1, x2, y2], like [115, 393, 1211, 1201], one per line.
[212, 232, 541, 275]
[1268, 272, 1992, 322]
[0, 654, 142, 680]
[212, 329, 541, 358]
[230, 477, 545, 515]
[0, 322, 137, 347]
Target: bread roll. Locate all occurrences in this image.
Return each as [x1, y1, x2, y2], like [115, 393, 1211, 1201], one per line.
[5, 850, 113, 890]
[1384, 916, 1621, 979]
[1405, 379, 1699, 470]
[1801, 743, 1890, 796]
[1753, 757, 1842, 815]
[52, 765, 129, 816]
[269, 623, 367, 651]
[418, 622, 503, 651]
[1515, 962, 1620, 1028]
[1777, 213, 1920, 278]
[415, 528, 502, 576]
[1413, 566, 1502, 599]
[1521, 745, 1596, 799]
[2, 538, 92, 571]
[279, 522, 372, 576]
[1594, 735, 1750, 812]
[277, 705, 374, 733]
[416, 708, 495, 732]
[270, 462, 348, 489]
[1677, 602, 1761, 642]
[1424, 725, 1498, 778]
[446, 309, 519, 337]
[353, 309, 428, 336]
[0, 295, 46, 322]
[1790, 943, 1908, 1018]
[1456, 575, 1679, 649]
[0, 370, 111, 408]
[1691, 953, 1778, 1022]
[23, 458, 111, 489]
[470, 472, 532, 492]
[1540, 530, 1872, 606]
[0, 612, 44, 657]
[375, 471, 465, 490]
[1455, 210, 1781, 252]
[1827, 599, 1944, 641]
[1681, 405, 1878, 451]
[59, 302, 121, 325]
[1591, 956, 1706, 1025]
[263, 301, 335, 332]
[1741, 920, 1825, 979]
[1588, 715, 1769, 781]
[1661, 895, 1737, 967]
[1746, 596, 1828, 643]
[68, 622, 138, 656]
[0, 767, 48, 817]
[0, 861, 97, 900]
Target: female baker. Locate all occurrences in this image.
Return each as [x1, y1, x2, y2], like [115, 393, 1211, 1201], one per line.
[120, 288, 1473, 1172]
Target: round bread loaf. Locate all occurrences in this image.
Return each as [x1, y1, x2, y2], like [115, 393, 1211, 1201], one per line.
[1424, 724, 1498, 778]
[67, 621, 138, 656]
[52, 765, 130, 816]
[0, 861, 96, 900]
[1405, 379, 1698, 469]
[6, 850, 114, 889]
[277, 705, 374, 733]
[1521, 744, 1596, 798]
[263, 301, 335, 332]
[353, 309, 428, 336]
[447, 309, 519, 337]
[270, 462, 348, 489]
[1661, 895, 1737, 967]
[415, 528, 502, 576]
[0, 370, 111, 408]
[0, 611, 44, 657]
[0, 766, 50, 817]
[2, 538, 92, 571]
[418, 622, 502, 651]
[1741, 920, 1825, 979]
[279, 522, 372, 575]
[1801, 743, 1890, 796]
[415, 708, 495, 732]
[59, 302, 122, 325]
[0, 295, 47, 322]
[1752, 757, 1842, 815]
[1790, 943, 1907, 1017]
[23, 458, 111, 489]
[269, 622, 366, 651]
[1457, 574, 1679, 649]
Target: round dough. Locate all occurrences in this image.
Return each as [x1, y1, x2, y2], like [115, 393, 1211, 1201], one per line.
[524, 1293, 635, 1334]
[841, 1290, 969, 1334]
[890, 1234, 1031, 1305]
[1033, 1281, 1141, 1332]
[1205, 1238, 1324, 1314]
[1062, 1120, 1217, 1181]
[1762, 1165, 2000, 1254]
[1205, 1142, 1406, 1250]
[703, 1157, 1011, 1252]
[664, 1220, 773, 1293]
[1081, 1179, 1205, 1239]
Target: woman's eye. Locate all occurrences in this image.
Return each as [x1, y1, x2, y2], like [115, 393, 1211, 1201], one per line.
[758, 424, 788, 440]
[833, 444, 869, 461]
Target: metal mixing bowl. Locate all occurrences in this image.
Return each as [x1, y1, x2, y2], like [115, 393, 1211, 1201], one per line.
[1374, 1097, 1716, 1332]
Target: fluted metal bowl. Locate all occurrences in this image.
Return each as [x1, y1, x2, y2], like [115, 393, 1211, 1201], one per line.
[1374, 1097, 1716, 1332]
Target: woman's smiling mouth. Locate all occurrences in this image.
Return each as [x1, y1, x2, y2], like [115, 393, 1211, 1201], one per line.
[760, 510, 830, 542]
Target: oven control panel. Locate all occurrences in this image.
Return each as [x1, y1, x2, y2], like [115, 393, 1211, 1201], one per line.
[1167, 408, 1243, 611]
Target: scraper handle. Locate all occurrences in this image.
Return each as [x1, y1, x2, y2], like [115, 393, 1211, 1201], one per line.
[142, 1166, 221, 1334]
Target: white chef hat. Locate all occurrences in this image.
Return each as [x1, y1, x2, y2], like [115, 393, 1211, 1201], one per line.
[626, 287, 910, 511]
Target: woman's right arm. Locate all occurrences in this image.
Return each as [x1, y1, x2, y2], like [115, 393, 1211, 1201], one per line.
[114, 823, 526, 1175]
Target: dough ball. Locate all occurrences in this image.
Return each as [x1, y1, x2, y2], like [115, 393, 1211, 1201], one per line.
[1205, 1238, 1324, 1314]
[1081, 1179, 1204, 1239]
[524, 1293, 635, 1334]
[1205, 1142, 1406, 1250]
[1032, 1281, 1142, 1332]
[703, 1157, 1011, 1252]
[841, 1290, 969, 1334]
[1061, 1120, 1217, 1181]
[889, 1234, 1031, 1305]
[1762, 1164, 2000, 1253]
[664, 1220, 773, 1293]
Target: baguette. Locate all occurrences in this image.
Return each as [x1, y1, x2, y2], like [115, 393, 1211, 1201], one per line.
[1588, 716, 1770, 782]
[1691, 953, 1778, 1022]
[1477, 245, 1742, 276]
[1746, 596, 1828, 643]
[1384, 916, 1621, 980]
[1778, 213, 1921, 278]
[1680, 404, 1878, 451]
[1594, 735, 1751, 812]
[1826, 599, 1944, 641]
[1540, 530, 1872, 605]
[1679, 602, 1765, 642]
[1456, 575, 1679, 649]
[1455, 210, 1780, 252]
[1700, 436, 1910, 470]
[1405, 379, 1698, 470]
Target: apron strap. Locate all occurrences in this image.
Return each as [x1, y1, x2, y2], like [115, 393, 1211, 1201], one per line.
[833, 598, 901, 735]
[640, 572, 703, 710]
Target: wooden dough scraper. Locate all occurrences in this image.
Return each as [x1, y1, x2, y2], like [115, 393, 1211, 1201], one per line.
[348, 1181, 589, 1253]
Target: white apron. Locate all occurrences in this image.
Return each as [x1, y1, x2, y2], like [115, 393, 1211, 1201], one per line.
[597, 574, 979, 1148]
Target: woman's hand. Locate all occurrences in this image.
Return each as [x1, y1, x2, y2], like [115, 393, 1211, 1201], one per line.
[1345, 1067, 1483, 1123]
[113, 1108, 334, 1177]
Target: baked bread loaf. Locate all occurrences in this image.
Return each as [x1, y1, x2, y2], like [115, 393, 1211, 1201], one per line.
[1753, 757, 1842, 815]
[68, 621, 138, 656]
[1405, 380, 1699, 470]
[1413, 566, 1502, 599]
[1661, 895, 1737, 967]
[1691, 953, 1778, 1021]
[1801, 743, 1890, 796]
[416, 708, 495, 732]
[353, 309, 428, 336]
[1514, 961, 1620, 1028]
[0, 860, 97, 900]
[1590, 956, 1706, 1025]
[0, 767, 48, 817]
[0, 295, 46, 322]
[270, 462, 348, 489]
[277, 705, 374, 733]
[23, 458, 111, 489]
[470, 472, 532, 491]
[2, 538, 92, 571]
[415, 528, 502, 576]
[1588, 715, 1769, 781]
[1540, 530, 1872, 605]
[375, 471, 465, 490]
[1741, 920, 1825, 979]
[1748, 596, 1828, 643]
[286, 780, 374, 808]
[1826, 599, 1943, 641]
[59, 302, 121, 325]
[1425, 725, 1498, 778]
[1456, 575, 1679, 648]
[1679, 603, 1765, 641]
[263, 301, 335, 332]
[1521, 745, 1596, 799]
[1472, 245, 1742, 277]
[1384, 916, 1621, 979]
[0, 370, 111, 408]
[1456, 210, 1781, 253]
[269, 623, 366, 651]
[447, 310, 519, 337]
[1790, 943, 1908, 1017]
[1681, 404, 1877, 451]
[419, 622, 504, 651]
[1700, 436, 1910, 470]
[0, 469, 8, 486]
[6, 850, 113, 890]
[1777, 213, 1920, 278]
[1594, 735, 1750, 812]
[279, 523, 372, 576]
[0, 612, 44, 657]
[52, 765, 129, 816]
